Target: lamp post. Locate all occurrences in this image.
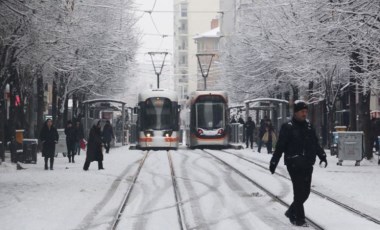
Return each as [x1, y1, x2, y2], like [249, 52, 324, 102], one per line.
[148, 52, 168, 89]
[196, 53, 215, 90]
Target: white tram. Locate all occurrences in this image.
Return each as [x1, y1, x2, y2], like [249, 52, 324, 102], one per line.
[185, 91, 229, 149]
[136, 89, 180, 150]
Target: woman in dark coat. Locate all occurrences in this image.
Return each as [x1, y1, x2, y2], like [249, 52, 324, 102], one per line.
[39, 119, 59, 170]
[102, 120, 115, 154]
[83, 120, 104, 170]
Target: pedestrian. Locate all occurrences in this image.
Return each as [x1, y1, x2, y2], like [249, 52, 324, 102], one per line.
[64, 120, 77, 163]
[102, 120, 115, 154]
[74, 120, 84, 155]
[257, 116, 269, 153]
[269, 100, 327, 227]
[39, 119, 59, 170]
[244, 116, 256, 149]
[238, 115, 245, 125]
[83, 120, 104, 171]
[230, 115, 237, 124]
[263, 121, 276, 154]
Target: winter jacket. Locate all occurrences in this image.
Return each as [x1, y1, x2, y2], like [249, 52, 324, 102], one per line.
[86, 125, 103, 162]
[65, 126, 77, 144]
[244, 120, 256, 136]
[39, 125, 59, 158]
[102, 123, 115, 142]
[258, 120, 267, 138]
[75, 125, 84, 142]
[272, 117, 326, 168]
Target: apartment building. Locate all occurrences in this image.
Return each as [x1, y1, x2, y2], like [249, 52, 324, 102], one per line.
[173, 0, 220, 104]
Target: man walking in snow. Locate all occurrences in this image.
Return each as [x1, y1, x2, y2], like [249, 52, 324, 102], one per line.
[269, 100, 327, 226]
[244, 116, 256, 149]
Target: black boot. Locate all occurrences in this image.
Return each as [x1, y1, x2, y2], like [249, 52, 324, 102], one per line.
[68, 156, 71, 163]
[72, 156, 75, 163]
[50, 158, 54, 170]
[44, 157, 48, 170]
[98, 161, 104, 170]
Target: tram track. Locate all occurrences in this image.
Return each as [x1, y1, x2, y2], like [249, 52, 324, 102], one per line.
[202, 149, 325, 230]
[167, 150, 187, 230]
[220, 149, 380, 226]
[110, 150, 150, 230]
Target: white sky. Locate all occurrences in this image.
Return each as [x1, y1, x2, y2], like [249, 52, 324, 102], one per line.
[131, 0, 174, 97]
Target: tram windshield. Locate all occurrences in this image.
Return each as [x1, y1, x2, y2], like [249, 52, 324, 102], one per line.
[196, 102, 225, 130]
[141, 97, 174, 130]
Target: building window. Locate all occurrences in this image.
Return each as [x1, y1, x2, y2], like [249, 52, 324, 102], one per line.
[181, 3, 187, 17]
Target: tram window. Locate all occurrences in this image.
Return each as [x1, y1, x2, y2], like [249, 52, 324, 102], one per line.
[196, 103, 225, 129]
[142, 98, 173, 130]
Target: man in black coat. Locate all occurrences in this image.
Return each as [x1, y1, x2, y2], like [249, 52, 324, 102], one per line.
[102, 120, 115, 154]
[64, 120, 77, 163]
[269, 100, 327, 226]
[39, 119, 59, 170]
[257, 116, 269, 153]
[74, 120, 84, 155]
[244, 116, 256, 149]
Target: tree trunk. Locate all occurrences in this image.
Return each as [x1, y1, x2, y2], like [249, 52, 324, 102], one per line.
[349, 50, 361, 131]
[63, 96, 69, 125]
[36, 71, 44, 137]
[359, 91, 372, 159]
[52, 75, 58, 125]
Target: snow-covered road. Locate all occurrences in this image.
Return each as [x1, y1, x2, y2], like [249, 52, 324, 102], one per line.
[1, 146, 380, 230]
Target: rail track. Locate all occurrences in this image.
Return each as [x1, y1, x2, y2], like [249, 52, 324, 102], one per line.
[202, 149, 325, 230]
[220, 149, 380, 226]
[167, 150, 186, 230]
[110, 150, 149, 230]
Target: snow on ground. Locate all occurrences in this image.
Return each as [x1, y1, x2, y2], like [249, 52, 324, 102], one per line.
[222, 146, 380, 229]
[172, 149, 303, 230]
[1, 144, 380, 230]
[0, 147, 143, 230]
[117, 150, 180, 230]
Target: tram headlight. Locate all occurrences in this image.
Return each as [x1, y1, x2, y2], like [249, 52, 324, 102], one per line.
[163, 130, 173, 137]
[144, 131, 154, 137]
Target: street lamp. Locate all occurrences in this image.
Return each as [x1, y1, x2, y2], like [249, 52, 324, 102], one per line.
[196, 53, 215, 90]
[148, 52, 168, 89]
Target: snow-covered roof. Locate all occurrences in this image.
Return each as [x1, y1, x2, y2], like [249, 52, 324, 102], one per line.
[244, 98, 289, 105]
[83, 99, 126, 105]
[193, 27, 221, 40]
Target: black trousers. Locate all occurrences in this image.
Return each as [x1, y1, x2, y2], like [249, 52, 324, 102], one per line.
[44, 157, 54, 169]
[104, 141, 111, 153]
[246, 134, 253, 148]
[66, 142, 76, 161]
[83, 160, 103, 170]
[286, 165, 313, 221]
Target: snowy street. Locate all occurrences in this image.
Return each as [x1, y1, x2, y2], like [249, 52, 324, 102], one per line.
[1, 146, 380, 230]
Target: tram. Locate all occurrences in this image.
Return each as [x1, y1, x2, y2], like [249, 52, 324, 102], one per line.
[136, 89, 180, 150]
[185, 91, 229, 149]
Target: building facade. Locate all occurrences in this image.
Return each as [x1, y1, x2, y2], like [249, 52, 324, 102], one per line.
[173, 0, 220, 104]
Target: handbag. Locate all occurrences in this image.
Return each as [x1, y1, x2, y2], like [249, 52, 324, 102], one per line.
[80, 139, 87, 150]
[262, 131, 269, 143]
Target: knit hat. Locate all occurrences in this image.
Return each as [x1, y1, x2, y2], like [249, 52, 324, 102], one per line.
[294, 100, 308, 113]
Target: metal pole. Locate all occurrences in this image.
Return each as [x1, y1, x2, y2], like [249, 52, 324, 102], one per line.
[121, 104, 125, 146]
[148, 52, 168, 89]
[204, 77, 207, 90]
[157, 73, 160, 89]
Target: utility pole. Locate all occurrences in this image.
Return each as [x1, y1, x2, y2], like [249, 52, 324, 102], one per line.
[196, 53, 215, 90]
[148, 52, 168, 89]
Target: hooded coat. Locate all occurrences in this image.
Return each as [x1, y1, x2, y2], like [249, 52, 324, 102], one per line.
[86, 122, 103, 162]
[39, 124, 59, 158]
